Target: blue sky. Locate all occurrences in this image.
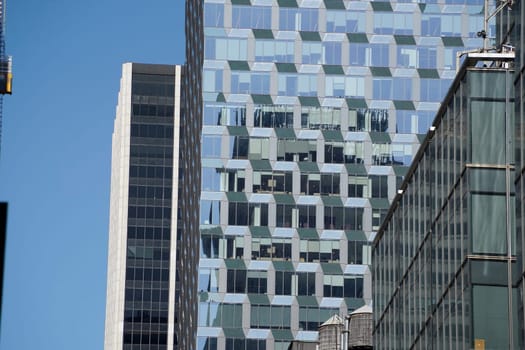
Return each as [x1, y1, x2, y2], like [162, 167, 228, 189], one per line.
[0, 1, 185, 348]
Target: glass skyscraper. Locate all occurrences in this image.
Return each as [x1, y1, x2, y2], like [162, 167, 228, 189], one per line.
[197, 0, 487, 349]
[104, 63, 200, 350]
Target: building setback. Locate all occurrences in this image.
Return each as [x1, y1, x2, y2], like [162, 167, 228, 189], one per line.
[104, 63, 199, 350]
[196, 0, 486, 349]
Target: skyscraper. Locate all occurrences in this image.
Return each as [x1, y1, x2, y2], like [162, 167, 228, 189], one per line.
[197, 1, 487, 349]
[105, 63, 199, 350]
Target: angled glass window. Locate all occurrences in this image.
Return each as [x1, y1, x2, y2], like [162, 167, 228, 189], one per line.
[203, 103, 246, 126]
[348, 175, 370, 197]
[417, 46, 437, 69]
[247, 270, 268, 294]
[421, 15, 441, 36]
[349, 109, 388, 132]
[324, 206, 344, 229]
[205, 37, 247, 60]
[344, 207, 364, 230]
[252, 237, 272, 260]
[372, 78, 393, 100]
[342, 141, 365, 164]
[325, 76, 345, 97]
[302, 42, 322, 64]
[300, 240, 320, 262]
[278, 74, 298, 96]
[393, 12, 413, 34]
[202, 135, 222, 158]
[297, 272, 316, 295]
[393, 77, 413, 100]
[200, 200, 221, 225]
[301, 173, 321, 195]
[298, 205, 316, 228]
[325, 141, 344, 163]
[320, 240, 340, 263]
[199, 267, 220, 292]
[227, 269, 247, 293]
[349, 43, 368, 66]
[203, 68, 223, 92]
[392, 142, 414, 165]
[278, 139, 317, 162]
[250, 73, 271, 95]
[230, 72, 251, 94]
[298, 74, 318, 96]
[374, 13, 394, 34]
[343, 276, 364, 297]
[253, 171, 293, 193]
[326, 10, 364, 33]
[321, 173, 341, 195]
[371, 44, 390, 67]
[249, 203, 269, 226]
[228, 202, 249, 226]
[275, 271, 293, 295]
[256, 40, 295, 63]
[229, 136, 249, 159]
[323, 42, 342, 65]
[204, 3, 224, 27]
[348, 240, 365, 264]
[232, 5, 271, 29]
[397, 46, 417, 68]
[249, 138, 270, 160]
[254, 105, 294, 128]
[276, 204, 298, 228]
[370, 175, 388, 198]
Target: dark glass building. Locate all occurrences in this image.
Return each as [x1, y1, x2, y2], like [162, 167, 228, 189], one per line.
[104, 63, 199, 350]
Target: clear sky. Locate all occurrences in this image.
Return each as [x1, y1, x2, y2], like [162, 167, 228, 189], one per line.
[0, 1, 185, 349]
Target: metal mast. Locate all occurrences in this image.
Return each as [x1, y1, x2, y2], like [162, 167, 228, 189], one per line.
[0, 0, 12, 155]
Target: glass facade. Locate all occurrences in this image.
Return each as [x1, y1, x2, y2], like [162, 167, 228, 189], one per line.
[372, 54, 516, 349]
[198, 0, 485, 349]
[105, 64, 192, 350]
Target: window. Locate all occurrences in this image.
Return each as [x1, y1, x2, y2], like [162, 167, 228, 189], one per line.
[279, 8, 318, 31]
[323, 42, 342, 65]
[374, 13, 393, 34]
[255, 40, 295, 63]
[276, 204, 297, 228]
[418, 47, 437, 69]
[324, 206, 344, 229]
[343, 276, 364, 297]
[227, 269, 247, 293]
[300, 240, 320, 262]
[249, 203, 269, 226]
[228, 202, 249, 225]
[203, 103, 246, 126]
[297, 272, 316, 295]
[372, 142, 393, 165]
[348, 109, 388, 132]
[249, 138, 270, 160]
[232, 5, 271, 29]
[247, 270, 267, 294]
[348, 175, 369, 198]
[199, 267, 219, 292]
[397, 46, 417, 68]
[253, 171, 293, 193]
[325, 141, 344, 163]
[229, 136, 249, 159]
[326, 10, 364, 33]
[205, 37, 247, 60]
[204, 3, 224, 27]
[298, 205, 316, 228]
[320, 240, 340, 262]
[275, 271, 292, 295]
[300, 173, 321, 195]
[250, 305, 291, 329]
[278, 74, 298, 96]
[371, 44, 389, 67]
[343, 140, 365, 164]
[200, 200, 221, 225]
[321, 173, 340, 195]
[298, 74, 318, 96]
[202, 135, 222, 158]
[393, 77, 412, 101]
[323, 275, 344, 297]
[302, 42, 322, 64]
[278, 139, 317, 162]
[348, 241, 366, 264]
[301, 107, 342, 130]
[371, 175, 388, 198]
[254, 105, 293, 128]
[373, 78, 393, 100]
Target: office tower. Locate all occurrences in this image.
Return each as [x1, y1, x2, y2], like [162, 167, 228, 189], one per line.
[105, 63, 199, 350]
[372, 51, 516, 349]
[197, 1, 486, 349]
